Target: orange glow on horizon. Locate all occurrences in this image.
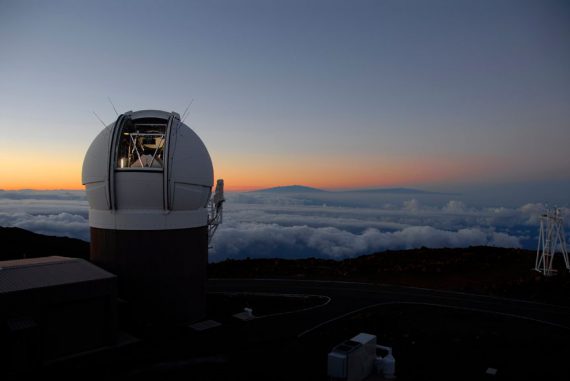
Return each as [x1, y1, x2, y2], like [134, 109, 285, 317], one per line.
[216, 152, 504, 191]
[1, 184, 84, 191]
[2, 149, 507, 192]
[0, 147, 84, 191]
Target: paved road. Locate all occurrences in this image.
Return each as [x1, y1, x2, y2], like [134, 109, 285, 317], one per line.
[208, 278, 570, 336]
[118, 279, 570, 380]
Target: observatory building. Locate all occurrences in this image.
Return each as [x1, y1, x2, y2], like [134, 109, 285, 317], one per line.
[82, 110, 222, 324]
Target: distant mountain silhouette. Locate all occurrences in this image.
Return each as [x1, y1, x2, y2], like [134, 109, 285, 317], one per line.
[0, 226, 89, 261]
[253, 185, 327, 193]
[252, 185, 452, 195]
[344, 187, 446, 195]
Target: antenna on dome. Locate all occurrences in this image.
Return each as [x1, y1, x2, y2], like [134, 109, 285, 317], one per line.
[181, 99, 194, 123]
[108, 97, 119, 116]
[535, 207, 569, 276]
[92, 111, 107, 127]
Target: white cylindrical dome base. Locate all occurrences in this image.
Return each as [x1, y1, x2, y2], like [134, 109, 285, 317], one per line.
[88, 209, 208, 230]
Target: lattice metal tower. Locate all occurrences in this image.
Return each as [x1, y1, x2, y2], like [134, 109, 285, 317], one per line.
[535, 208, 569, 276]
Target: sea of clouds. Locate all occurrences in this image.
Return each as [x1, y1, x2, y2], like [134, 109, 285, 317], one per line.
[0, 189, 567, 262]
[0, 190, 89, 241]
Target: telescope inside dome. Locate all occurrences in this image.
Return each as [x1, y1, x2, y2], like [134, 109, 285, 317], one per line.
[116, 118, 167, 169]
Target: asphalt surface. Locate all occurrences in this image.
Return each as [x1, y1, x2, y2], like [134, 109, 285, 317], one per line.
[31, 278, 570, 380]
[208, 278, 570, 336]
[205, 278, 570, 380]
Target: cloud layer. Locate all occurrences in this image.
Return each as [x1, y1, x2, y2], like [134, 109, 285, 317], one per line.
[0, 190, 566, 261]
[0, 211, 89, 241]
[208, 193, 558, 261]
[211, 223, 521, 261]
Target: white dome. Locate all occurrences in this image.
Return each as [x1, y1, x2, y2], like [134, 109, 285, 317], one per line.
[82, 110, 214, 230]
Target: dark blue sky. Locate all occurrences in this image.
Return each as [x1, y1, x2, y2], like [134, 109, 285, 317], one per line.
[0, 0, 569, 194]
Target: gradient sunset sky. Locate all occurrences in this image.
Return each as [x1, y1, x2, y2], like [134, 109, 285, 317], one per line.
[0, 0, 568, 192]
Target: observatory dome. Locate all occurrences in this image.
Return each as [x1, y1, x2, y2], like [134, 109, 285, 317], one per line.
[82, 110, 214, 230]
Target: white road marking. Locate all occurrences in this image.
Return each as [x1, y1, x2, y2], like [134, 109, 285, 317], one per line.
[297, 301, 570, 338]
[208, 291, 332, 320]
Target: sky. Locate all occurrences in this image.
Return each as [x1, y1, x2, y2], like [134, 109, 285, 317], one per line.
[0, 0, 569, 194]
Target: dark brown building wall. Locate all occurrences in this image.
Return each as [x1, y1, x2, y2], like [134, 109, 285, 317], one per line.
[90, 226, 208, 325]
[0, 257, 117, 371]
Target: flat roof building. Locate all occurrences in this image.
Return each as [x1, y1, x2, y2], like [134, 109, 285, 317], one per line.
[0, 256, 117, 372]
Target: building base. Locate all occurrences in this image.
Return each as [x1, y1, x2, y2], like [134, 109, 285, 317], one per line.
[90, 226, 208, 325]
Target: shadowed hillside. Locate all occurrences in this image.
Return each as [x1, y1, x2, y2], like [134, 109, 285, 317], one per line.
[0, 226, 89, 261]
[209, 246, 570, 306]
[2, 226, 568, 306]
